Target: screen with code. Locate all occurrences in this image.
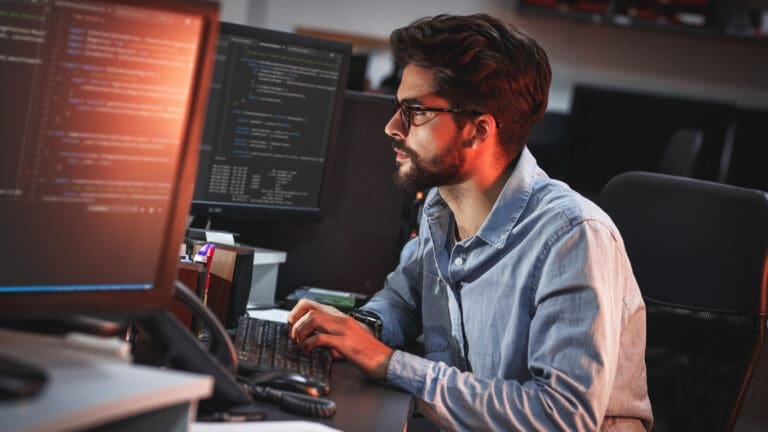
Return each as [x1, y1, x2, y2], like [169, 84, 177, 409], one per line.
[192, 23, 350, 220]
[0, 0, 205, 292]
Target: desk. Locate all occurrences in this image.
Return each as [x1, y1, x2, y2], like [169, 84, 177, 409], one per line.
[240, 309, 414, 431]
[0, 329, 213, 432]
[249, 361, 414, 432]
[0, 328, 413, 432]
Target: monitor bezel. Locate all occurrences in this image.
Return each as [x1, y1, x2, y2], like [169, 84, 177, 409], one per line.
[189, 22, 352, 224]
[0, 0, 220, 315]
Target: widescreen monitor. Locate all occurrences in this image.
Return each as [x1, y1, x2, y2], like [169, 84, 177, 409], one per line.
[190, 23, 351, 223]
[0, 0, 219, 314]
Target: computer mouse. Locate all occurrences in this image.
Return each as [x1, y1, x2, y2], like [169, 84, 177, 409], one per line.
[249, 370, 327, 398]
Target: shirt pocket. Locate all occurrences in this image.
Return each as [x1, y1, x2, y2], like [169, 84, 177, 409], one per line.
[423, 325, 451, 365]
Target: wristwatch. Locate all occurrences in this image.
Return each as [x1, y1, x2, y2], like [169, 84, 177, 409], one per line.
[348, 309, 383, 340]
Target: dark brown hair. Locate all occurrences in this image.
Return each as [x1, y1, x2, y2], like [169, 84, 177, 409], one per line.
[390, 14, 551, 156]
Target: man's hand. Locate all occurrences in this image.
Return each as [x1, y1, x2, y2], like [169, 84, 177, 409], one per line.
[287, 299, 394, 381]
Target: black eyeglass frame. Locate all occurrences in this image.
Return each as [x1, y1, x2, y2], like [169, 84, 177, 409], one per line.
[392, 100, 483, 134]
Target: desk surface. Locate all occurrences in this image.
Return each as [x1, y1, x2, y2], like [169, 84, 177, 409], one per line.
[0, 329, 213, 432]
[0, 327, 413, 432]
[224, 310, 414, 430]
[251, 361, 413, 432]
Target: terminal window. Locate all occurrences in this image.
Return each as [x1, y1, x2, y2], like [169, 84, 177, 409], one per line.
[194, 29, 345, 211]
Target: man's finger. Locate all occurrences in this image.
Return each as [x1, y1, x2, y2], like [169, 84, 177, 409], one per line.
[286, 298, 320, 325]
[290, 308, 317, 342]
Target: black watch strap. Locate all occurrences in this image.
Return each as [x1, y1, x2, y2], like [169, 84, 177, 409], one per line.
[348, 309, 383, 340]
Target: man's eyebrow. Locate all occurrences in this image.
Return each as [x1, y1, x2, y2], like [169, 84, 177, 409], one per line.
[396, 97, 424, 105]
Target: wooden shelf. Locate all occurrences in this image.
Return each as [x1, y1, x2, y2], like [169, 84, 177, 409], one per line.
[294, 26, 389, 51]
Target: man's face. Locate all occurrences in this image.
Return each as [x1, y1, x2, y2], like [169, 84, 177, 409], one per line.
[384, 64, 472, 192]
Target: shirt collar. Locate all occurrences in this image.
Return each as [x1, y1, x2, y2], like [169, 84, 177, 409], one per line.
[423, 147, 542, 249]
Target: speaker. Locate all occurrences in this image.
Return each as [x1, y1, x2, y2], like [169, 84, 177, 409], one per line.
[193, 243, 254, 329]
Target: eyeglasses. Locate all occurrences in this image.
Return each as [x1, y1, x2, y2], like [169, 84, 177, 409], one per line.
[392, 100, 482, 134]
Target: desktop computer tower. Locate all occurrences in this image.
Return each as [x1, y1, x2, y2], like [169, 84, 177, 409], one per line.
[191, 243, 254, 329]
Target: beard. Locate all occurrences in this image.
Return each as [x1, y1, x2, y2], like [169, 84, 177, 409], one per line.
[392, 135, 469, 192]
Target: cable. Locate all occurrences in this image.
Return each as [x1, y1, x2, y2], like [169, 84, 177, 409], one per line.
[246, 384, 337, 418]
[174, 281, 336, 418]
[173, 280, 238, 374]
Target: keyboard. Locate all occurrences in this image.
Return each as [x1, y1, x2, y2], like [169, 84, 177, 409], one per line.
[233, 316, 333, 392]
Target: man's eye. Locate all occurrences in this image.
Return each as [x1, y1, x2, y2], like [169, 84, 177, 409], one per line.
[411, 108, 427, 116]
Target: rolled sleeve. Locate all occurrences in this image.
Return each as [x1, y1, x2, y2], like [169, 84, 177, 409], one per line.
[386, 350, 430, 394]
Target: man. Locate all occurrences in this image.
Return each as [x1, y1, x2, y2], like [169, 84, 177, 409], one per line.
[288, 14, 653, 431]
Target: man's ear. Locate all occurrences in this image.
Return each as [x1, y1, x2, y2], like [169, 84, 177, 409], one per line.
[469, 114, 496, 145]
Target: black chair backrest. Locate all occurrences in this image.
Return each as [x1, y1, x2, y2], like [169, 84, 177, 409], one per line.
[598, 171, 768, 431]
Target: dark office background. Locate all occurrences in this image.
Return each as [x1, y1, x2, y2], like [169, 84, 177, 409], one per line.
[210, 0, 768, 300]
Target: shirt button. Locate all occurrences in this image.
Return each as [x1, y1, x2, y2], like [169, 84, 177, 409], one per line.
[454, 257, 464, 266]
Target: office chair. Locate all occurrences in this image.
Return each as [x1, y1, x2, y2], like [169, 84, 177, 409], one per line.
[598, 171, 768, 432]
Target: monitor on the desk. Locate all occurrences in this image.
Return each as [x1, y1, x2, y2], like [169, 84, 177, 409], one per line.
[190, 23, 351, 223]
[0, 0, 219, 314]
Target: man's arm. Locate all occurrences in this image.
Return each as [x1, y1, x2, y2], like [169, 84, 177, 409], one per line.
[360, 237, 424, 347]
[287, 299, 393, 380]
[288, 237, 424, 379]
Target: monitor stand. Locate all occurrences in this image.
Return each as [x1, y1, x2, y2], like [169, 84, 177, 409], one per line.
[187, 215, 240, 245]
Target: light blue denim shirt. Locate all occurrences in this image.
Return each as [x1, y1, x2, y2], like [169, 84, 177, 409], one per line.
[363, 148, 653, 431]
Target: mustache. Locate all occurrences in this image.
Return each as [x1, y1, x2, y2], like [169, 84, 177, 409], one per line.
[392, 140, 417, 158]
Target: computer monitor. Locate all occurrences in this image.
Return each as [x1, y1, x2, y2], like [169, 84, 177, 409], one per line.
[215, 92, 409, 301]
[0, 0, 220, 314]
[190, 23, 351, 223]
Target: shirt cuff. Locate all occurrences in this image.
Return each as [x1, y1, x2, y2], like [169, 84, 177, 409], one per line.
[386, 350, 431, 396]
